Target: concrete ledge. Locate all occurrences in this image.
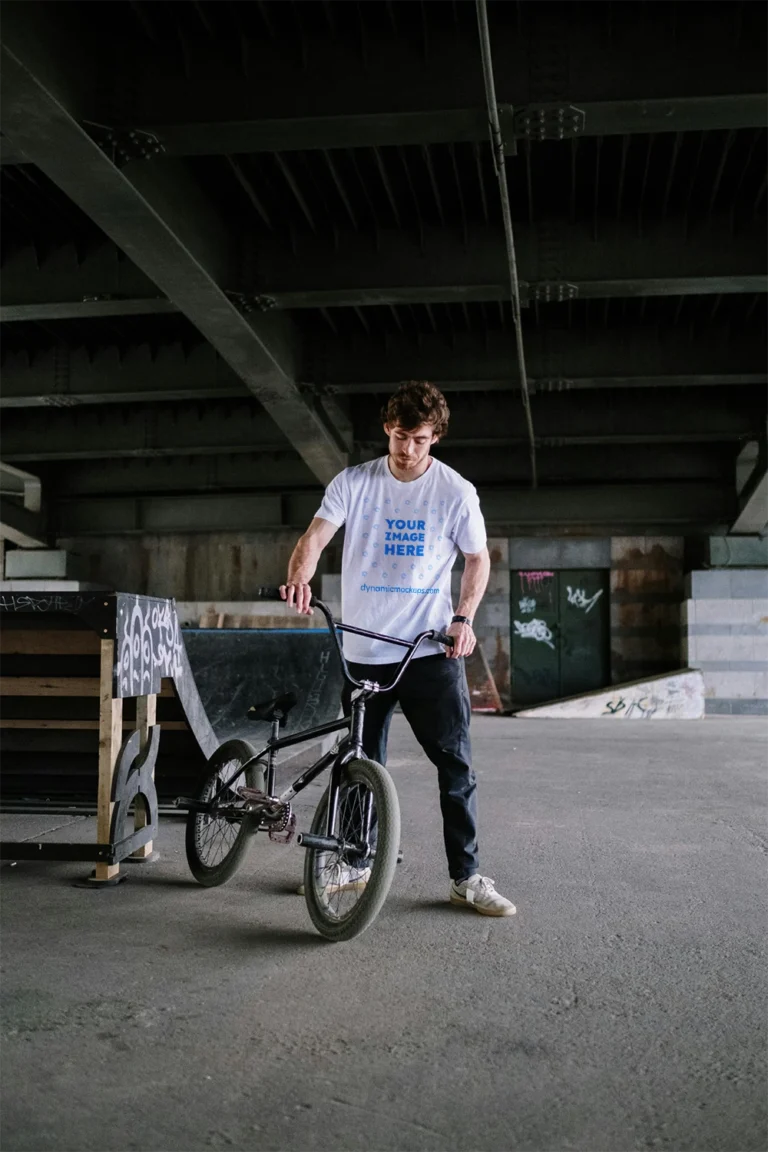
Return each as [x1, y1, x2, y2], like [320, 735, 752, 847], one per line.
[705, 698, 768, 715]
[686, 570, 768, 599]
[515, 669, 704, 719]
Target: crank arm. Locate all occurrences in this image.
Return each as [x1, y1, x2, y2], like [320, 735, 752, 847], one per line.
[296, 832, 369, 854]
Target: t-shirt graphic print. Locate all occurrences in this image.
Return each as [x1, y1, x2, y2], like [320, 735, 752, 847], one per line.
[316, 456, 487, 663]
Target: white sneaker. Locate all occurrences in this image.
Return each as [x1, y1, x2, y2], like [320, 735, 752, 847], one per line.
[297, 864, 371, 897]
[450, 874, 516, 917]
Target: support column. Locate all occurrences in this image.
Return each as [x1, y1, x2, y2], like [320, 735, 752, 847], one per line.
[95, 639, 122, 882]
[131, 693, 157, 859]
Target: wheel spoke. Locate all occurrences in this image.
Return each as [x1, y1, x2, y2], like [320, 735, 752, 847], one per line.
[193, 759, 248, 869]
[309, 779, 377, 922]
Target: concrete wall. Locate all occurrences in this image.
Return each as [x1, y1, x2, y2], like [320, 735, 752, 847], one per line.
[452, 537, 511, 708]
[610, 536, 684, 684]
[57, 531, 342, 600]
[54, 531, 687, 710]
[682, 569, 768, 715]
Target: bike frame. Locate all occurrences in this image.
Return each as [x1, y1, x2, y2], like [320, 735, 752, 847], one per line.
[198, 598, 450, 843]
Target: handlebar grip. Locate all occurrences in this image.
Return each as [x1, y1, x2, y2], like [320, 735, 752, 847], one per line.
[431, 630, 455, 648]
[254, 586, 284, 602]
[255, 585, 317, 607]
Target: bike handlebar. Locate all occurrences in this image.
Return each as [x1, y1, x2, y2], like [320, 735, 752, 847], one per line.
[254, 586, 454, 694]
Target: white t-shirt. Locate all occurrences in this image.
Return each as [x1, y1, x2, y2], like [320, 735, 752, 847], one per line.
[316, 456, 487, 663]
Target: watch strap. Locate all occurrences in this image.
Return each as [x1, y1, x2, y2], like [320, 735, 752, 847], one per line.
[451, 614, 473, 626]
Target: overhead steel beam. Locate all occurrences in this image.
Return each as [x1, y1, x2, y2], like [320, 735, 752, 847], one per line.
[0, 15, 345, 485]
[0, 243, 180, 325]
[42, 453, 317, 496]
[0, 499, 47, 548]
[309, 327, 767, 390]
[0, 462, 42, 513]
[731, 439, 768, 535]
[53, 492, 316, 537]
[350, 388, 765, 447]
[0, 345, 246, 407]
[477, 483, 735, 533]
[0, 133, 28, 165]
[2, 389, 762, 463]
[83, 9, 765, 147]
[92, 95, 766, 156]
[0, 299, 177, 322]
[336, 375, 768, 395]
[52, 482, 734, 537]
[0, 400, 290, 462]
[238, 222, 766, 309]
[4, 336, 763, 408]
[5, 222, 764, 320]
[42, 443, 734, 498]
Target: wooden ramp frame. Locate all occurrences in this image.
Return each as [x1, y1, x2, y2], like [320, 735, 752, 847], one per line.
[0, 592, 219, 884]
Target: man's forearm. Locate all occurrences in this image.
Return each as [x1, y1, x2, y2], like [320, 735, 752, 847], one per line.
[456, 550, 491, 620]
[287, 533, 323, 585]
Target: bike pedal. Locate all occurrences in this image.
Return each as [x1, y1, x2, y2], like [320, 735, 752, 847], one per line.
[269, 813, 297, 845]
[237, 786, 267, 802]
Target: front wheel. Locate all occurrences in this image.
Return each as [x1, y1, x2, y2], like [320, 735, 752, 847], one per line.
[303, 758, 400, 942]
[185, 739, 262, 887]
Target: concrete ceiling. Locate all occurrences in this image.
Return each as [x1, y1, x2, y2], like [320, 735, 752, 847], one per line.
[0, 0, 766, 537]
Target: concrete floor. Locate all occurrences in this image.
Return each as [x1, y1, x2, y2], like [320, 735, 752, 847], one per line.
[1, 716, 766, 1152]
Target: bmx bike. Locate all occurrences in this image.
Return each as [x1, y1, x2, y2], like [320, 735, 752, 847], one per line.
[177, 586, 454, 942]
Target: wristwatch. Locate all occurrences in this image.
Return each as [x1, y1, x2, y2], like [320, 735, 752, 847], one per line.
[451, 614, 473, 626]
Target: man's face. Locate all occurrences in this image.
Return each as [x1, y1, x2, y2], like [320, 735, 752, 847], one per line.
[384, 421, 438, 474]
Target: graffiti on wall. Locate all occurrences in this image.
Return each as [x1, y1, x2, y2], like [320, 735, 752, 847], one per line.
[566, 586, 604, 614]
[513, 618, 556, 650]
[601, 678, 699, 719]
[519, 571, 554, 594]
[518, 597, 537, 614]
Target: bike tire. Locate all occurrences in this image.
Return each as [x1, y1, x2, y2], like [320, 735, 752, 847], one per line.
[303, 757, 400, 943]
[185, 738, 262, 887]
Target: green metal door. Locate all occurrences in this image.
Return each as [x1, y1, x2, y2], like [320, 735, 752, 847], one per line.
[511, 569, 610, 708]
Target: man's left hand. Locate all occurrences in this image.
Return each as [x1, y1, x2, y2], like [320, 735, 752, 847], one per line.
[445, 620, 476, 659]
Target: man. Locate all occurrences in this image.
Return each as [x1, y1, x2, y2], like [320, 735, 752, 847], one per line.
[280, 380, 515, 917]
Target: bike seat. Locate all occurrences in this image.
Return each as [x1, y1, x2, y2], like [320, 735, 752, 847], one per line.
[247, 691, 298, 726]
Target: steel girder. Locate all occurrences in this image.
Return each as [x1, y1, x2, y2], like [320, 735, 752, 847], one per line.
[0, 18, 345, 485]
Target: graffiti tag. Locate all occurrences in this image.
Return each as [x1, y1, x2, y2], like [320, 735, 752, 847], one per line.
[519, 571, 554, 593]
[514, 618, 555, 650]
[519, 597, 536, 614]
[566, 586, 604, 613]
[602, 694, 659, 718]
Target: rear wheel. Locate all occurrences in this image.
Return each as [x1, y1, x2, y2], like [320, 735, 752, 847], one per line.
[303, 758, 400, 942]
[185, 739, 263, 886]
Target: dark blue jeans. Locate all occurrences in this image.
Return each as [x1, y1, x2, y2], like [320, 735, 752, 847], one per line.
[343, 654, 479, 882]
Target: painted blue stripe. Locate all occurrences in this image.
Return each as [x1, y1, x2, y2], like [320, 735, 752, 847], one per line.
[181, 628, 330, 635]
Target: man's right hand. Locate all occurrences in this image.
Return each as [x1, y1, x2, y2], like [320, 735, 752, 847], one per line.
[280, 582, 314, 615]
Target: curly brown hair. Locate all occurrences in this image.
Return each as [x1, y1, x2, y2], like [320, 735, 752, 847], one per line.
[380, 381, 450, 439]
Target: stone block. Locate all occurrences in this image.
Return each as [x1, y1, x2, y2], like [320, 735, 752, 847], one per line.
[683, 636, 698, 667]
[509, 536, 610, 571]
[702, 669, 764, 699]
[476, 601, 509, 628]
[0, 579, 104, 592]
[4, 549, 87, 580]
[485, 569, 510, 598]
[487, 537, 509, 568]
[696, 635, 753, 663]
[685, 571, 732, 599]
[696, 598, 757, 624]
[731, 570, 768, 599]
